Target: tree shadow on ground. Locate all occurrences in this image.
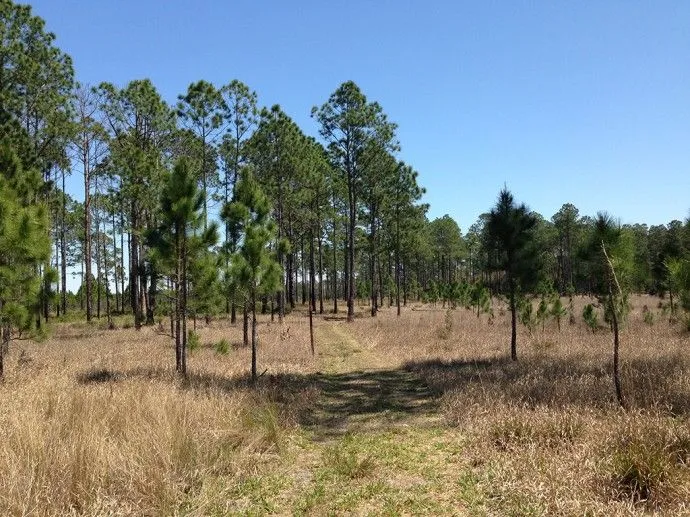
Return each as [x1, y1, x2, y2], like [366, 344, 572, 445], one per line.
[403, 353, 690, 417]
[75, 352, 690, 440]
[75, 364, 441, 439]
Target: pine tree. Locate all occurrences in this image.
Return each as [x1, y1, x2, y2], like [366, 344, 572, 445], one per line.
[0, 143, 51, 378]
[313, 81, 397, 321]
[222, 169, 282, 382]
[486, 188, 540, 361]
[149, 158, 217, 376]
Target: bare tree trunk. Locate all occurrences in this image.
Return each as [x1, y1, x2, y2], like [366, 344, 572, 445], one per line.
[251, 295, 257, 382]
[102, 225, 111, 326]
[180, 235, 188, 376]
[602, 243, 626, 410]
[318, 231, 324, 315]
[119, 184, 125, 314]
[347, 188, 356, 322]
[112, 211, 119, 314]
[332, 217, 338, 314]
[54, 200, 60, 317]
[301, 236, 307, 305]
[309, 295, 315, 356]
[130, 203, 141, 329]
[60, 168, 67, 316]
[94, 187, 102, 319]
[85, 158, 93, 322]
[243, 304, 249, 348]
[509, 277, 518, 361]
[175, 233, 181, 372]
[370, 208, 377, 317]
[610, 292, 625, 409]
[310, 231, 316, 314]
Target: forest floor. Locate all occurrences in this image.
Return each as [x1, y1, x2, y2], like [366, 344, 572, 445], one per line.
[1, 295, 690, 515]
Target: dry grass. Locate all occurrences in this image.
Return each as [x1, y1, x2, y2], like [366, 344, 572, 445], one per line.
[1, 296, 689, 515]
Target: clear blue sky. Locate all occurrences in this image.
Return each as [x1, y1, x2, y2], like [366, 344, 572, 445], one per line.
[30, 0, 690, 230]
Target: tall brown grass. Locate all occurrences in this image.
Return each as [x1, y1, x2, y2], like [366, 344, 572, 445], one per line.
[1, 295, 688, 514]
[0, 318, 318, 516]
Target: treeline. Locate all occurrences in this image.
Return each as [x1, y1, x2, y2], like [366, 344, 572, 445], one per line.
[1, 1, 690, 378]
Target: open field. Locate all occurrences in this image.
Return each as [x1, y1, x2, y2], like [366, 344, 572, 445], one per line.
[1, 296, 689, 516]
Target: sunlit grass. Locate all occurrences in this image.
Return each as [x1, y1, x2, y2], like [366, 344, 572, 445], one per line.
[0, 295, 688, 515]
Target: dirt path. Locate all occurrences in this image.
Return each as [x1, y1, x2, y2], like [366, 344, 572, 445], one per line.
[301, 322, 444, 439]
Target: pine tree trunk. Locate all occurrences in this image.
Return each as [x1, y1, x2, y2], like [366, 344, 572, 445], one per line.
[347, 187, 356, 322]
[403, 259, 408, 307]
[147, 268, 157, 325]
[175, 247, 181, 372]
[119, 186, 125, 314]
[180, 234, 188, 376]
[509, 278, 518, 361]
[309, 293, 315, 356]
[243, 305, 249, 348]
[102, 228, 111, 326]
[251, 295, 257, 382]
[85, 165, 92, 322]
[112, 212, 119, 314]
[332, 218, 338, 314]
[80, 255, 84, 311]
[60, 168, 67, 316]
[54, 210, 60, 317]
[301, 237, 307, 305]
[396, 251, 401, 316]
[287, 251, 295, 309]
[318, 232, 324, 315]
[370, 205, 377, 317]
[130, 203, 141, 329]
[610, 294, 625, 409]
[95, 190, 102, 319]
[310, 230, 316, 314]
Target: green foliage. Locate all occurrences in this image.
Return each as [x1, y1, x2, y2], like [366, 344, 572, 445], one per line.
[0, 144, 51, 343]
[518, 298, 537, 335]
[223, 168, 282, 380]
[583, 303, 599, 332]
[487, 188, 541, 360]
[322, 437, 376, 480]
[667, 258, 690, 313]
[550, 298, 567, 331]
[0, 0, 74, 170]
[188, 330, 200, 352]
[536, 296, 549, 331]
[604, 292, 631, 328]
[148, 157, 218, 374]
[215, 338, 230, 355]
[470, 283, 492, 318]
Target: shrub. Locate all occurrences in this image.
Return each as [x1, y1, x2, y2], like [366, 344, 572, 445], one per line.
[550, 297, 567, 331]
[604, 419, 690, 505]
[519, 299, 536, 335]
[188, 330, 201, 352]
[583, 304, 599, 332]
[436, 308, 453, 339]
[215, 338, 230, 355]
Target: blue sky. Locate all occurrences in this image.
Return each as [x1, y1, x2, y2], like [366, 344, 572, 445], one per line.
[30, 0, 690, 230]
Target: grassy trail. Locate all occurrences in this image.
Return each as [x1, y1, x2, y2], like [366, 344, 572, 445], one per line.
[279, 321, 471, 515]
[303, 321, 444, 439]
